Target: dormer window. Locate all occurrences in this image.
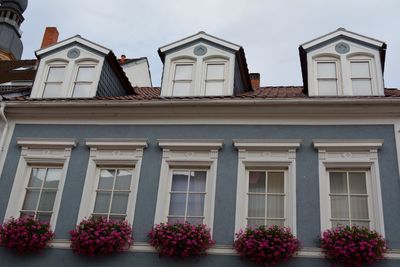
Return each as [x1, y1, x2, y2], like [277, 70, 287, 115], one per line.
[72, 66, 95, 97]
[43, 65, 66, 97]
[172, 63, 194, 96]
[300, 28, 386, 97]
[316, 60, 339, 96]
[204, 61, 226, 96]
[350, 59, 372, 95]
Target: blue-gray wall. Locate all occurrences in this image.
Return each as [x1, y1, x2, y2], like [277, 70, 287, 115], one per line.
[0, 124, 399, 266]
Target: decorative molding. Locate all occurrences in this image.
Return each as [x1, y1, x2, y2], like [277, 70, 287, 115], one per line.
[233, 139, 302, 150]
[313, 139, 383, 151]
[85, 138, 148, 149]
[158, 139, 224, 150]
[17, 138, 77, 148]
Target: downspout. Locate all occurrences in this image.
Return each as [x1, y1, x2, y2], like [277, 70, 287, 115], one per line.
[0, 102, 9, 167]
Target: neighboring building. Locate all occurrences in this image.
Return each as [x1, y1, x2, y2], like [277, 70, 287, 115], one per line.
[120, 56, 152, 87]
[0, 4, 400, 266]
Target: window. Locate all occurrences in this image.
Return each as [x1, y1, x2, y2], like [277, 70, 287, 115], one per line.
[167, 170, 207, 224]
[314, 139, 385, 235]
[43, 66, 66, 97]
[350, 61, 372, 95]
[247, 170, 286, 227]
[21, 167, 62, 222]
[154, 139, 223, 227]
[92, 168, 134, 220]
[77, 139, 147, 224]
[72, 66, 95, 97]
[234, 139, 301, 234]
[328, 170, 370, 228]
[316, 61, 338, 96]
[205, 63, 225, 96]
[5, 138, 77, 228]
[172, 64, 194, 96]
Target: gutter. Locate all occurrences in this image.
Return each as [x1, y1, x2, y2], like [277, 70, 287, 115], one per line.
[0, 102, 8, 166]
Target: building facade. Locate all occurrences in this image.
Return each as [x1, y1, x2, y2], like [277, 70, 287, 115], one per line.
[0, 4, 400, 266]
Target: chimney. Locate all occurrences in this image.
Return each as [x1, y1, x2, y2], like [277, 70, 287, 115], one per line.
[250, 73, 260, 90]
[40, 27, 59, 49]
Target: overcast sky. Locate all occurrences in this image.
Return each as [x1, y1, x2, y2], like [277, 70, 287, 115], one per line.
[20, 0, 400, 88]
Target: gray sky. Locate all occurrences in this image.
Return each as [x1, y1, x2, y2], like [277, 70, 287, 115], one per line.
[21, 0, 400, 88]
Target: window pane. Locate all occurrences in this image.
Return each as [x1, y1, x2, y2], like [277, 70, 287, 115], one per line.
[318, 80, 337, 95]
[349, 172, 367, 194]
[36, 213, 51, 222]
[267, 195, 284, 218]
[352, 221, 369, 228]
[28, 168, 46, 187]
[171, 171, 189, 191]
[187, 217, 203, 224]
[22, 190, 39, 210]
[76, 66, 94, 82]
[43, 83, 63, 98]
[47, 67, 65, 82]
[267, 219, 284, 227]
[174, 65, 192, 80]
[44, 168, 61, 188]
[98, 169, 115, 190]
[317, 62, 336, 78]
[38, 191, 56, 211]
[351, 62, 370, 78]
[189, 171, 206, 192]
[330, 172, 348, 193]
[110, 192, 129, 214]
[72, 83, 92, 97]
[20, 211, 35, 218]
[267, 172, 284, 193]
[205, 81, 224, 96]
[331, 196, 349, 219]
[109, 215, 126, 221]
[247, 219, 265, 227]
[249, 172, 266, 193]
[206, 64, 224, 80]
[187, 194, 205, 216]
[352, 80, 372, 95]
[350, 196, 369, 220]
[172, 82, 192, 96]
[168, 217, 185, 224]
[94, 192, 111, 213]
[248, 195, 265, 217]
[114, 170, 132, 190]
[331, 220, 350, 227]
[168, 193, 186, 216]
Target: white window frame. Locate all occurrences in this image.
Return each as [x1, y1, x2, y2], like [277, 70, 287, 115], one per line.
[313, 56, 342, 96]
[347, 55, 376, 96]
[233, 139, 302, 235]
[42, 62, 68, 98]
[5, 138, 77, 229]
[77, 139, 148, 224]
[202, 57, 228, 96]
[70, 61, 98, 98]
[313, 139, 385, 236]
[170, 59, 196, 96]
[154, 139, 223, 229]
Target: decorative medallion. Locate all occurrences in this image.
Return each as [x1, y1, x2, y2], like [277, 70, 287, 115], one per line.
[335, 42, 350, 54]
[67, 48, 81, 59]
[193, 45, 207, 56]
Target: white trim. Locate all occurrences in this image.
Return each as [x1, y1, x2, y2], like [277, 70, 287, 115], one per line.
[4, 139, 76, 229]
[154, 140, 221, 232]
[76, 139, 147, 225]
[233, 139, 301, 236]
[159, 32, 241, 53]
[48, 240, 400, 259]
[314, 139, 385, 236]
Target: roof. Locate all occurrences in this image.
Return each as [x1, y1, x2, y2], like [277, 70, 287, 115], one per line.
[0, 59, 37, 83]
[120, 57, 148, 65]
[7, 86, 400, 102]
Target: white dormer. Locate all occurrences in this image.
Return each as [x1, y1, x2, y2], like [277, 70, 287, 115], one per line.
[158, 31, 251, 97]
[31, 36, 108, 98]
[300, 28, 387, 96]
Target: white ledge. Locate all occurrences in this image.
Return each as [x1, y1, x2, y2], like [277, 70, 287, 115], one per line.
[233, 139, 302, 150]
[48, 241, 400, 259]
[158, 139, 224, 150]
[85, 138, 148, 149]
[313, 139, 384, 150]
[17, 138, 78, 148]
